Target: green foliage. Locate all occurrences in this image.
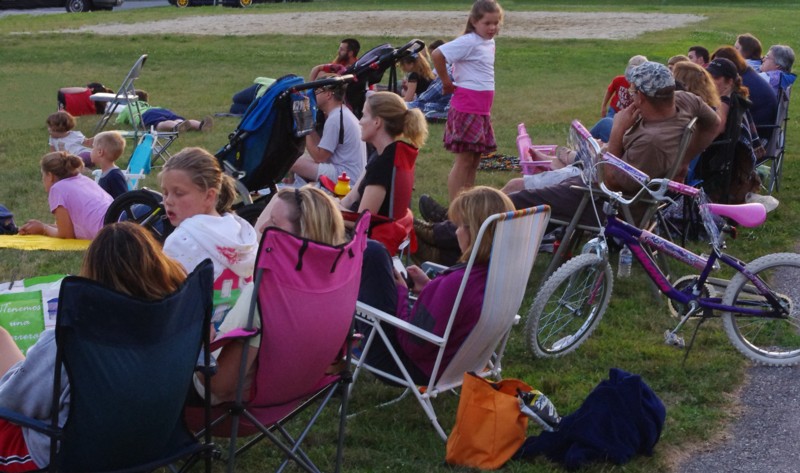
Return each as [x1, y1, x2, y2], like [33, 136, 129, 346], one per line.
[1, 1, 799, 471]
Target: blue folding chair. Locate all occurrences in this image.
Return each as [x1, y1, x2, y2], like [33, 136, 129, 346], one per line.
[0, 261, 215, 473]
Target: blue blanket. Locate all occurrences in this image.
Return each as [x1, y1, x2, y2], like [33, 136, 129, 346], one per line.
[515, 368, 666, 470]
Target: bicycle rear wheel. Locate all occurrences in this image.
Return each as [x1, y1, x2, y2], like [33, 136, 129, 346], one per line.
[721, 253, 800, 365]
[527, 253, 614, 358]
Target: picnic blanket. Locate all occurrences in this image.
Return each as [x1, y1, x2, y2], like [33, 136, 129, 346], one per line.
[0, 235, 91, 251]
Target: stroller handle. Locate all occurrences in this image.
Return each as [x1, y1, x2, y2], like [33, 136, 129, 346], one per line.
[291, 74, 356, 92]
[395, 39, 426, 58]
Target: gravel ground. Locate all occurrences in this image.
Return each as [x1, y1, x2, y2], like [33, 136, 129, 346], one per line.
[678, 364, 800, 472]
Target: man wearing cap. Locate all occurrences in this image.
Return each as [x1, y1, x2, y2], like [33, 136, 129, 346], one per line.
[510, 61, 718, 227]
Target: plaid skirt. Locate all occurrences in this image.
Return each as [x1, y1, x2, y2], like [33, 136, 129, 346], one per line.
[444, 109, 496, 154]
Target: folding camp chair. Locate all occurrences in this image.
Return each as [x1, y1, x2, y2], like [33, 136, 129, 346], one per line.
[186, 214, 370, 473]
[543, 118, 697, 278]
[91, 54, 148, 139]
[351, 205, 551, 441]
[757, 84, 792, 194]
[0, 260, 215, 473]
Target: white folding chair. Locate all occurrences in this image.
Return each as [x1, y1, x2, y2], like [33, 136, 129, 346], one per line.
[351, 205, 551, 440]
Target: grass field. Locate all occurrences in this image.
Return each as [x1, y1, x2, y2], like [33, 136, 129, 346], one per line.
[0, 1, 798, 471]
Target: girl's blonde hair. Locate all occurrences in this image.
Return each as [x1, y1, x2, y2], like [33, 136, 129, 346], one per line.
[81, 222, 186, 300]
[365, 92, 428, 149]
[672, 61, 721, 108]
[41, 151, 83, 180]
[464, 0, 504, 35]
[160, 147, 237, 214]
[273, 186, 346, 246]
[399, 53, 435, 83]
[448, 186, 514, 264]
[46, 111, 76, 133]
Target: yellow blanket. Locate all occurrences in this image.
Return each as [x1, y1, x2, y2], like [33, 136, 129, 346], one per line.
[0, 235, 91, 251]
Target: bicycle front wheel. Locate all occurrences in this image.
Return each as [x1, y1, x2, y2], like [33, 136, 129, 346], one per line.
[721, 253, 800, 365]
[527, 253, 614, 358]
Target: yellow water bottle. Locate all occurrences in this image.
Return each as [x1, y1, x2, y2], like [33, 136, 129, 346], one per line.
[334, 172, 351, 198]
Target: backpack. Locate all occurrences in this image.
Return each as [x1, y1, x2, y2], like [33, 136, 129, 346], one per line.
[0, 205, 18, 235]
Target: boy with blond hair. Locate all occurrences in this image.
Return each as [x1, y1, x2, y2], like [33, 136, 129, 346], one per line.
[91, 131, 127, 199]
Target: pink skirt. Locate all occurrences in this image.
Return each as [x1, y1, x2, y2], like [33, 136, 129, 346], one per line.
[443, 109, 496, 154]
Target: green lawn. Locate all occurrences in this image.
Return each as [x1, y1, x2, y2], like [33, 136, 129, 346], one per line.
[0, 1, 798, 471]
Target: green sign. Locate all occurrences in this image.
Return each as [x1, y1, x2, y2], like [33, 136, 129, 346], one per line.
[0, 291, 46, 354]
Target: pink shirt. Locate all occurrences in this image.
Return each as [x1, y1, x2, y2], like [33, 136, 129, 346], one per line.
[48, 174, 113, 239]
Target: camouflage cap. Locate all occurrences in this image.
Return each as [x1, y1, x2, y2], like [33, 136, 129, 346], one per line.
[629, 61, 675, 98]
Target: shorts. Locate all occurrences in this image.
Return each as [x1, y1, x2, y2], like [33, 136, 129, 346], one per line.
[316, 162, 338, 182]
[443, 109, 496, 154]
[142, 108, 185, 128]
[0, 419, 37, 472]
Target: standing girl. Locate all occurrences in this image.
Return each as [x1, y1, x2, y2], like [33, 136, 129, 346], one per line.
[19, 151, 113, 240]
[159, 147, 258, 327]
[431, 0, 503, 201]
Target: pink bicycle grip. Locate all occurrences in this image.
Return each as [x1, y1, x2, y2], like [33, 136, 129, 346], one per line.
[667, 181, 701, 197]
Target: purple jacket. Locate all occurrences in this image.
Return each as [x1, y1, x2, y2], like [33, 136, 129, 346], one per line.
[396, 263, 488, 377]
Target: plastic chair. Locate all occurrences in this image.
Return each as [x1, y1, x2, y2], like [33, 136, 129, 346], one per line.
[186, 214, 370, 473]
[0, 260, 215, 473]
[756, 84, 792, 194]
[351, 205, 551, 441]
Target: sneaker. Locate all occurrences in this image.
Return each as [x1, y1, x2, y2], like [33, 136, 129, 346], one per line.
[173, 120, 192, 134]
[518, 389, 561, 432]
[419, 195, 449, 223]
[745, 192, 779, 212]
[199, 115, 214, 133]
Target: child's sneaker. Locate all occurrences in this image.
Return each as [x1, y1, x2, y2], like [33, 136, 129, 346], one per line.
[518, 389, 561, 431]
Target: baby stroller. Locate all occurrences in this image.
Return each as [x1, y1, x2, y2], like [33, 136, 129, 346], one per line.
[343, 38, 426, 118]
[103, 74, 351, 240]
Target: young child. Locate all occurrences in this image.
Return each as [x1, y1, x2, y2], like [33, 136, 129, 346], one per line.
[600, 55, 648, 119]
[0, 222, 187, 471]
[91, 131, 128, 199]
[159, 147, 258, 328]
[399, 51, 435, 102]
[19, 151, 113, 240]
[431, 0, 504, 201]
[46, 111, 93, 167]
[116, 90, 213, 134]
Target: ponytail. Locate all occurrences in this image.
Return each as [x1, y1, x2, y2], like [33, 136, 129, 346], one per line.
[403, 108, 428, 149]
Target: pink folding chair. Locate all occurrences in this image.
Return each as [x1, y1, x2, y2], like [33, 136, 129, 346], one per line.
[187, 213, 370, 473]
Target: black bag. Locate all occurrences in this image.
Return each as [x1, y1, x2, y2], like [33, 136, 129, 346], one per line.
[0, 205, 18, 235]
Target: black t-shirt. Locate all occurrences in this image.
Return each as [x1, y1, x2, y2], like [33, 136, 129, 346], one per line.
[98, 167, 128, 199]
[408, 72, 432, 96]
[350, 141, 397, 217]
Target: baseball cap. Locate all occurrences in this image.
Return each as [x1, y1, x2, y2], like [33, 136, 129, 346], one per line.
[706, 58, 738, 80]
[629, 61, 675, 98]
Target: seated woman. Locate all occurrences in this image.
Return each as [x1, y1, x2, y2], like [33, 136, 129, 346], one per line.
[0, 222, 187, 471]
[198, 186, 346, 405]
[357, 186, 514, 386]
[339, 91, 428, 254]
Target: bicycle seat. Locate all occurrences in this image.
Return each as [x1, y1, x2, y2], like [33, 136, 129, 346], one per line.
[703, 202, 767, 228]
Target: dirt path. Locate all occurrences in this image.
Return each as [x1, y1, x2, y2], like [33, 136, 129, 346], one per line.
[56, 10, 705, 39]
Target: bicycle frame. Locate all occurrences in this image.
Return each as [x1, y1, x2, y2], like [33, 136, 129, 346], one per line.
[604, 213, 789, 319]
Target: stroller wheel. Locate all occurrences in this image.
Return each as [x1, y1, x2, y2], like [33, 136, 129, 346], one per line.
[104, 189, 175, 243]
[234, 199, 269, 226]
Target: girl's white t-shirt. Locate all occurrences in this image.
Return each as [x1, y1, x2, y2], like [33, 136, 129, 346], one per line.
[437, 32, 495, 92]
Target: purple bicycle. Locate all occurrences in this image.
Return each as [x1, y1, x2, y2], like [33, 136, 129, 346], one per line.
[527, 152, 800, 365]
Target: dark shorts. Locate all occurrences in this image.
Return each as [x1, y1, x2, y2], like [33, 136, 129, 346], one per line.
[142, 108, 184, 128]
[509, 176, 603, 228]
[0, 419, 37, 472]
[444, 109, 496, 154]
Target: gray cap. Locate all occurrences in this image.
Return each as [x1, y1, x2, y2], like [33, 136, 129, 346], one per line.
[629, 61, 675, 98]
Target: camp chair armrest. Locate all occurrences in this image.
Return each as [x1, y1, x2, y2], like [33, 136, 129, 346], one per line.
[210, 327, 260, 351]
[355, 301, 445, 346]
[0, 407, 61, 437]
